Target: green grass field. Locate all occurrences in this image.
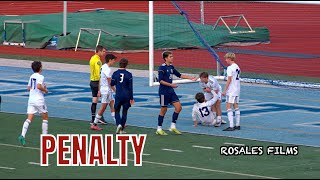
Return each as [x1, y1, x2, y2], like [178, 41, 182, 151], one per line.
[0, 112, 319, 179]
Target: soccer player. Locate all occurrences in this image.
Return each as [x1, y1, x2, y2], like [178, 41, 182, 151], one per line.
[222, 52, 241, 131]
[18, 61, 49, 146]
[199, 72, 226, 127]
[89, 45, 108, 125]
[91, 54, 117, 130]
[156, 51, 197, 135]
[192, 91, 220, 127]
[111, 58, 134, 134]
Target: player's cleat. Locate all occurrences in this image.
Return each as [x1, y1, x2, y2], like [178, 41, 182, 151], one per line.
[116, 125, 122, 134]
[214, 122, 221, 127]
[221, 120, 227, 124]
[98, 119, 108, 125]
[169, 128, 182, 135]
[156, 129, 168, 136]
[18, 135, 26, 146]
[234, 126, 241, 130]
[120, 130, 126, 134]
[223, 127, 235, 131]
[91, 125, 102, 131]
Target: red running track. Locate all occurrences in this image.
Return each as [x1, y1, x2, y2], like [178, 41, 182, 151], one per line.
[0, 1, 319, 78]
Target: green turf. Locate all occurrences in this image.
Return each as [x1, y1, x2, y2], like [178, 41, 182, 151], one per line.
[0, 112, 319, 179]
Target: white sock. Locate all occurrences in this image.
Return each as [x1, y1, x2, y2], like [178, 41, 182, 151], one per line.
[94, 114, 102, 124]
[227, 109, 234, 128]
[170, 123, 176, 129]
[111, 112, 116, 122]
[42, 120, 48, 134]
[157, 126, 162, 131]
[235, 108, 240, 126]
[217, 116, 222, 123]
[212, 112, 217, 119]
[21, 119, 31, 137]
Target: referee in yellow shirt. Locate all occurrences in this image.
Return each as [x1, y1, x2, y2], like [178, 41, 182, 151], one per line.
[90, 45, 107, 124]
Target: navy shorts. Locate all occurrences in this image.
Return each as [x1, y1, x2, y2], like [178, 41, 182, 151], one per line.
[159, 92, 180, 107]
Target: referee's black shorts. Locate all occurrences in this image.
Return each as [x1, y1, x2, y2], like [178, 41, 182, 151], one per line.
[90, 81, 99, 97]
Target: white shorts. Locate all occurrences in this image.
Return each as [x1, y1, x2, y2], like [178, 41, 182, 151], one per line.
[226, 95, 240, 104]
[27, 104, 48, 114]
[205, 92, 222, 101]
[101, 92, 114, 104]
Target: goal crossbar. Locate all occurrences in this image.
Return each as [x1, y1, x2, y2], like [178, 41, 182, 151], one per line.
[74, 28, 115, 52]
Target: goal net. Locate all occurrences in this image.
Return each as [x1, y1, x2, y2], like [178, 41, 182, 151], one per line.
[148, 1, 320, 88]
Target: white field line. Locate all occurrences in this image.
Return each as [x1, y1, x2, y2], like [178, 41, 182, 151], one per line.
[0, 143, 279, 179]
[224, 142, 245, 146]
[161, 148, 183, 153]
[0, 166, 15, 170]
[192, 145, 214, 149]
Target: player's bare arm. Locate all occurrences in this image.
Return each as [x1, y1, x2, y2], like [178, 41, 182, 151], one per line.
[222, 76, 232, 96]
[37, 84, 48, 94]
[160, 80, 177, 88]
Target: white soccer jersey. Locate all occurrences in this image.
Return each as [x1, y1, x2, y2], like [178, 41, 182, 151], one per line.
[100, 64, 112, 94]
[27, 73, 46, 106]
[192, 91, 218, 124]
[199, 75, 221, 92]
[226, 63, 241, 96]
[199, 75, 222, 100]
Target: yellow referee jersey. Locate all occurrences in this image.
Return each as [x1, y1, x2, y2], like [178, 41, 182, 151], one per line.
[89, 54, 103, 81]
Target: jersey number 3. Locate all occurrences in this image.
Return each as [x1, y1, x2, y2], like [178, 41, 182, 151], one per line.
[120, 73, 124, 83]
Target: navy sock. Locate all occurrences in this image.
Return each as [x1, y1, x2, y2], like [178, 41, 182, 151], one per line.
[121, 109, 128, 128]
[172, 112, 179, 123]
[158, 115, 164, 126]
[91, 103, 97, 122]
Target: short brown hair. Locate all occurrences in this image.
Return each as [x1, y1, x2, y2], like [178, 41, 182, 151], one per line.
[119, 58, 128, 68]
[199, 72, 209, 78]
[105, 54, 117, 63]
[95, 45, 105, 53]
[195, 92, 205, 103]
[162, 51, 172, 61]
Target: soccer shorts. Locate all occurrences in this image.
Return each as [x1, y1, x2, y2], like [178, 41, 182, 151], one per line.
[101, 92, 114, 104]
[27, 104, 48, 114]
[204, 92, 222, 101]
[159, 92, 179, 107]
[90, 81, 99, 97]
[226, 95, 240, 104]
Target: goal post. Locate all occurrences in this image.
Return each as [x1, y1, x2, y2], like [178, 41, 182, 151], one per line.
[148, 1, 225, 87]
[74, 28, 115, 52]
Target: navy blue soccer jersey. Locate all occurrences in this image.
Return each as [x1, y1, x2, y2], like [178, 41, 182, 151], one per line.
[158, 63, 181, 94]
[111, 69, 133, 100]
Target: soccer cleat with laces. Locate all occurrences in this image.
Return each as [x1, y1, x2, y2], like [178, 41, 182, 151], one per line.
[169, 128, 182, 135]
[18, 135, 26, 146]
[156, 129, 168, 136]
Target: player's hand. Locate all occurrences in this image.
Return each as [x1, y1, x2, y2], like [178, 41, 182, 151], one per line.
[130, 99, 135, 105]
[97, 91, 101, 97]
[191, 77, 197, 81]
[222, 91, 226, 96]
[171, 84, 178, 88]
[205, 87, 211, 93]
